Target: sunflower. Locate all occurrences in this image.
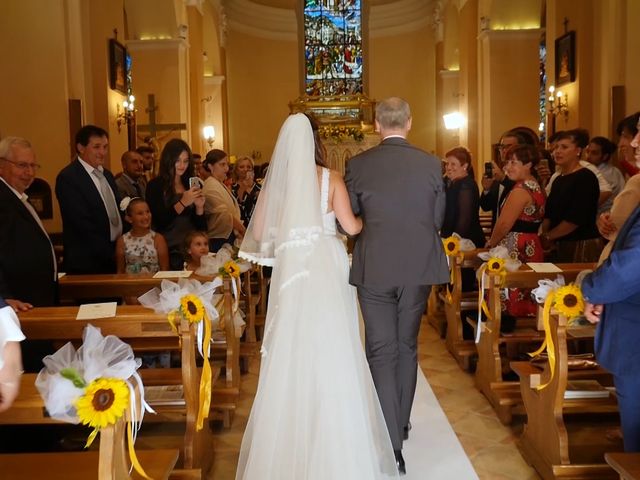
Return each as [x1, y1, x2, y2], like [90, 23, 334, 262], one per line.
[76, 378, 129, 429]
[554, 284, 584, 318]
[221, 260, 241, 278]
[180, 294, 205, 323]
[487, 257, 506, 273]
[442, 236, 460, 256]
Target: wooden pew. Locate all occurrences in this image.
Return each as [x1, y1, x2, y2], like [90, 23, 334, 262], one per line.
[511, 309, 620, 479]
[475, 263, 594, 424]
[605, 452, 640, 480]
[59, 271, 260, 366]
[0, 385, 179, 480]
[439, 249, 484, 370]
[2, 292, 235, 472]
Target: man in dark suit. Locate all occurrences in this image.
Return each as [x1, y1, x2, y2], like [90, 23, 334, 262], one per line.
[0, 137, 57, 309]
[345, 97, 449, 475]
[583, 203, 640, 452]
[56, 125, 122, 274]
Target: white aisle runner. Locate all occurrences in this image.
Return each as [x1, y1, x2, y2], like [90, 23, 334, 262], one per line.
[403, 371, 478, 479]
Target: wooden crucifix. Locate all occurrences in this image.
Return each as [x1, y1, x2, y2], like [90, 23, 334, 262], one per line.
[137, 94, 187, 139]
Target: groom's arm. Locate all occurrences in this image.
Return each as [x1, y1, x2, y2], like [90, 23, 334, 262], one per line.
[432, 170, 446, 230]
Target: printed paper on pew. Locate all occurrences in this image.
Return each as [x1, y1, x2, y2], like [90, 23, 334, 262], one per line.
[153, 270, 193, 279]
[526, 262, 563, 273]
[76, 302, 117, 320]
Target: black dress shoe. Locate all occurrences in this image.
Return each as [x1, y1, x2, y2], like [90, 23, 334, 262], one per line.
[394, 450, 406, 476]
[403, 422, 412, 441]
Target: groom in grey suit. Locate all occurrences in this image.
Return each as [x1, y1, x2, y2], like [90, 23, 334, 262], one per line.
[345, 97, 449, 475]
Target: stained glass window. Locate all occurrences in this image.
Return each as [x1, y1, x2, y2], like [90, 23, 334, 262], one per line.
[304, 0, 363, 97]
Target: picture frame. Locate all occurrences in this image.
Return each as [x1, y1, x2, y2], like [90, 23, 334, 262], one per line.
[109, 39, 128, 94]
[555, 31, 576, 86]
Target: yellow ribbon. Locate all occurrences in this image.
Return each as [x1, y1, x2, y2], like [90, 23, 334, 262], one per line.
[528, 293, 555, 390]
[196, 310, 213, 431]
[128, 421, 153, 479]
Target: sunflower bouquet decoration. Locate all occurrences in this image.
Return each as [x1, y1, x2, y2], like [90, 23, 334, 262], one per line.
[474, 246, 522, 343]
[35, 325, 153, 479]
[442, 235, 461, 257]
[529, 275, 587, 390]
[138, 278, 223, 430]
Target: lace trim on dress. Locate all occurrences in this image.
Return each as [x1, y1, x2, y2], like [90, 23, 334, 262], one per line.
[273, 226, 323, 255]
[238, 251, 275, 267]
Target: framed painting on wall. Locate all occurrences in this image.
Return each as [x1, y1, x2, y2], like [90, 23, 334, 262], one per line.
[555, 31, 576, 86]
[109, 39, 128, 94]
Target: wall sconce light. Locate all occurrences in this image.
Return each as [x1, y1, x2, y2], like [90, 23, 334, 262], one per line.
[116, 95, 136, 133]
[443, 112, 466, 130]
[203, 125, 215, 148]
[548, 86, 569, 120]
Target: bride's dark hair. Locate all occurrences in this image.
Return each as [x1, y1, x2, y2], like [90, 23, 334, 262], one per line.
[304, 113, 328, 167]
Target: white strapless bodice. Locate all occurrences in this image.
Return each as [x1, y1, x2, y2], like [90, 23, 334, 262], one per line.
[321, 168, 337, 236]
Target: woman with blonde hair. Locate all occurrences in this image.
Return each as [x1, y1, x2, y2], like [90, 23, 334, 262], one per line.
[232, 156, 262, 226]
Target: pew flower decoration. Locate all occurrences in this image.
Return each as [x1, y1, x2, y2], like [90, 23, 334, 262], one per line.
[474, 246, 522, 343]
[180, 294, 206, 324]
[35, 325, 153, 479]
[486, 257, 506, 273]
[138, 278, 222, 431]
[442, 235, 461, 256]
[219, 260, 241, 278]
[529, 274, 587, 390]
[76, 377, 130, 429]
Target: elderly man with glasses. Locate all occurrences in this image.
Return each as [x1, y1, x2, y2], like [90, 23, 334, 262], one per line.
[0, 137, 57, 311]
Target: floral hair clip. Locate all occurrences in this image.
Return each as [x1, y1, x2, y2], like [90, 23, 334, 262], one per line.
[119, 196, 140, 212]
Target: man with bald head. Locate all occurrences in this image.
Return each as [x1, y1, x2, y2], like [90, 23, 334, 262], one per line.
[345, 97, 448, 475]
[0, 137, 57, 311]
[115, 150, 146, 200]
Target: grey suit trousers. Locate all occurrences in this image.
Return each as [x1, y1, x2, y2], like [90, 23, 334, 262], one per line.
[357, 284, 431, 451]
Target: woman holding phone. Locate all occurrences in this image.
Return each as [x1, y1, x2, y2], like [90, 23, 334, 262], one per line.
[232, 156, 262, 226]
[146, 138, 206, 270]
[202, 149, 246, 252]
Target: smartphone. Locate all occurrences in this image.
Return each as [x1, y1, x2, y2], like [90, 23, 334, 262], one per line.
[246, 170, 254, 181]
[484, 162, 493, 178]
[539, 158, 549, 170]
[189, 177, 202, 189]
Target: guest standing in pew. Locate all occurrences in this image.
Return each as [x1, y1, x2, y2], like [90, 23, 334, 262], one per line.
[0, 137, 57, 310]
[597, 113, 640, 264]
[442, 147, 486, 248]
[236, 113, 399, 479]
[586, 136, 626, 215]
[583, 204, 640, 452]
[441, 146, 485, 307]
[540, 129, 602, 262]
[486, 144, 546, 319]
[56, 125, 122, 274]
[201, 149, 245, 252]
[0, 298, 25, 412]
[115, 197, 169, 274]
[146, 139, 206, 270]
[115, 150, 147, 200]
[481, 129, 531, 227]
[345, 98, 449, 475]
[231, 156, 262, 227]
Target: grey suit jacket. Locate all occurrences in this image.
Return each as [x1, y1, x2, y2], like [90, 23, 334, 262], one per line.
[345, 137, 449, 287]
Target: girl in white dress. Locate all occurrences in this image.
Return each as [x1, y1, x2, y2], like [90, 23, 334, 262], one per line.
[236, 114, 399, 479]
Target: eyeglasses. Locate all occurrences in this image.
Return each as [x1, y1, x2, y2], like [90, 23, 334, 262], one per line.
[1, 158, 41, 171]
[498, 144, 516, 150]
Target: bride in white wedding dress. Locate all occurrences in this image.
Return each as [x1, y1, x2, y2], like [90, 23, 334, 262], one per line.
[236, 113, 399, 479]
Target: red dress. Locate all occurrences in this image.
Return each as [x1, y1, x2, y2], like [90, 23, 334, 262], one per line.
[498, 179, 546, 317]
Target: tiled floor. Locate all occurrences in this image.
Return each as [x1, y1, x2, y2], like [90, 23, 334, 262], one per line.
[206, 317, 541, 479]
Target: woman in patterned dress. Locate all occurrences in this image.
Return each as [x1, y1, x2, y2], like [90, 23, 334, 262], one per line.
[487, 144, 546, 317]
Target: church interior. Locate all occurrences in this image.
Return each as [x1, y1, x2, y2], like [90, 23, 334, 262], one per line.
[1, 0, 639, 479]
